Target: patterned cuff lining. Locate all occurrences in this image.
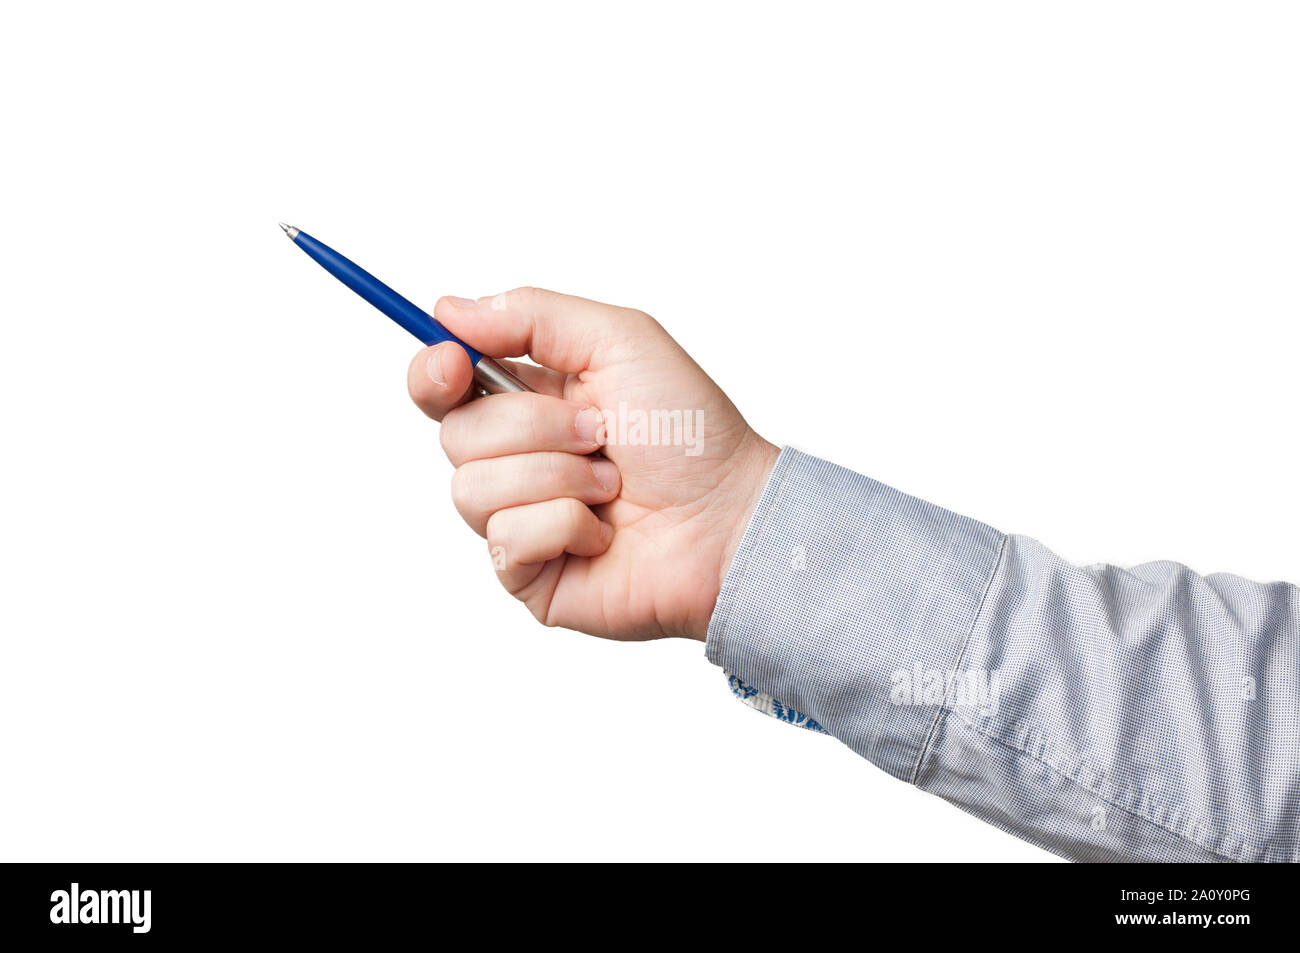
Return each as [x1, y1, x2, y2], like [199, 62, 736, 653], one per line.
[724, 671, 828, 734]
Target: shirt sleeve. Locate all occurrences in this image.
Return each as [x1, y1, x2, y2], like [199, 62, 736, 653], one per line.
[705, 447, 1300, 862]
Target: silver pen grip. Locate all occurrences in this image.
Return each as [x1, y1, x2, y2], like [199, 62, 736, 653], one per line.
[473, 356, 535, 395]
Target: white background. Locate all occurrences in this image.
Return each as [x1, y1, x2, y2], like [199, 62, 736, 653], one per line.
[2, 1, 1296, 861]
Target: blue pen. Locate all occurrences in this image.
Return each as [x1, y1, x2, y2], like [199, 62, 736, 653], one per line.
[278, 223, 532, 394]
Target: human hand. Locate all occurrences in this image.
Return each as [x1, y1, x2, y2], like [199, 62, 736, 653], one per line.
[407, 288, 778, 641]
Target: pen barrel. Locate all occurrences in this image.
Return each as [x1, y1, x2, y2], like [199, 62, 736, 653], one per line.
[473, 357, 534, 394]
[293, 230, 483, 364]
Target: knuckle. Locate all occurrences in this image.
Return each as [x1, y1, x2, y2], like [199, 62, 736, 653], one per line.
[438, 410, 461, 457]
[502, 286, 540, 315]
[449, 466, 476, 515]
[559, 496, 589, 527]
[627, 307, 666, 336]
[484, 510, 511, 549]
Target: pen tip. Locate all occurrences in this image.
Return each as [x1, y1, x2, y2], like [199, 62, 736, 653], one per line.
[278, 222, 300, 240]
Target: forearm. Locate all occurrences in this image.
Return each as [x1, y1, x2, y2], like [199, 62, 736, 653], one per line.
[708, 448, 1300, 862]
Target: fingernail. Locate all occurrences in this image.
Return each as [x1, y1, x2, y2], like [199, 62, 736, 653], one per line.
[590, 458, 619, 493]
[426, 346, 445, 385]
[599, 522, 614, 546]
[575, 408, 606, 446]
[445, 296, 477, 309]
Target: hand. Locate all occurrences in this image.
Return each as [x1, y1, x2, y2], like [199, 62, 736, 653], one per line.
[407, 288, 778, 641]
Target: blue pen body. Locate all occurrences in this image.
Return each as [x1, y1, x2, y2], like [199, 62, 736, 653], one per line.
[291, 229, 484, 365]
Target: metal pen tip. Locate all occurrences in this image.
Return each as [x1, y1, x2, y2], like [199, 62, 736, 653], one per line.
[278, 222, 300, 240]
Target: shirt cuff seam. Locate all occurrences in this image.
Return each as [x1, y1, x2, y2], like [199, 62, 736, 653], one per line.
[909, 532, 1009, 786]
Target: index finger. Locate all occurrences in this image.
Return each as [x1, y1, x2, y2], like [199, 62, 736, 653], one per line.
[432, 287, 657, 374]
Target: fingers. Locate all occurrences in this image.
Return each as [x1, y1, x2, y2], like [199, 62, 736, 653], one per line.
[407, 342, 475, 422]
[432, 288, 660, 373]
[451, 452, 621, 536]
[487, 497, 613, 574]
[439, 392, 606, 467]
[408, 342, 571, 422]
[411, 285, 672, 422]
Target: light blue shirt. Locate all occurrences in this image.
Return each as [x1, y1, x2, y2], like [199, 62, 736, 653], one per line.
[706, 449, 1300, 862]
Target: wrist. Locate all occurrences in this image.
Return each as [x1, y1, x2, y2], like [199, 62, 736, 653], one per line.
[694, 433, 779, 640]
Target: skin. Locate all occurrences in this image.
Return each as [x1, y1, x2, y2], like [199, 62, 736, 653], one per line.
[407, 287, 779, 641]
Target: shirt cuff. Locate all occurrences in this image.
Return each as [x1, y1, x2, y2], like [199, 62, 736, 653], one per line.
[705, 447, 1005, 782]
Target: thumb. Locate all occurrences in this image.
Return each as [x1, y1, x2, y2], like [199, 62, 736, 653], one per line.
[432, 287, 662, 374]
